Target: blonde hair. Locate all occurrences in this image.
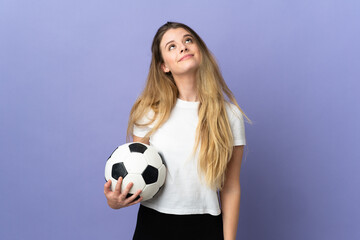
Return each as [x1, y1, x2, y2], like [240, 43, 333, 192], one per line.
[127, 22, 250, 189]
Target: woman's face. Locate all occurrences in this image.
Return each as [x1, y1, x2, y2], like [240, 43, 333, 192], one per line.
[159, 28, 201, 77]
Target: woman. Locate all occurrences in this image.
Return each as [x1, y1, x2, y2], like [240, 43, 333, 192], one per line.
[104, 21, 250, 240]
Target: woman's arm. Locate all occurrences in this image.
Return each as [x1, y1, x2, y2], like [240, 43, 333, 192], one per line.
[133, 135, 150, 145]
[220, 145, 244, 240]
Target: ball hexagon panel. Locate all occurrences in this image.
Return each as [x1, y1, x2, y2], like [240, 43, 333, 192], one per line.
[123, 153, 147, 174]
[142, 165, 158, 184]
[143, 147, 164, 168]
[110, 145, 131, 161]
[141, 183, 160, 201]
[122, 174, 146, 194]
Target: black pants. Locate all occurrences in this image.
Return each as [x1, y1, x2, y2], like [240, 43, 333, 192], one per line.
[133, 204, 224, 240]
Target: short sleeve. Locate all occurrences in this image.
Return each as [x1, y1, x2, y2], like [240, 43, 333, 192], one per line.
[132, 109, 155, 138]
[226, 103, 246, 146]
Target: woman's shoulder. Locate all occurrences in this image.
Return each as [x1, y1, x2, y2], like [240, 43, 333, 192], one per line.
[224, 101, 243, 120]
[136, 108, 156, 125]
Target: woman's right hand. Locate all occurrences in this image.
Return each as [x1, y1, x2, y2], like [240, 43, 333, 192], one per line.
[104, 177, 143, 209]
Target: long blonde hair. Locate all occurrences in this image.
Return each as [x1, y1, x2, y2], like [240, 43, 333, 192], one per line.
[127, 22, 250, 189]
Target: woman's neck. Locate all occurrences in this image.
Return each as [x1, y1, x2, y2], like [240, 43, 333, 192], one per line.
[173, 73, 198, 102]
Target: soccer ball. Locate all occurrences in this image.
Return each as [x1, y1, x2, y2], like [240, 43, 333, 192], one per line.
[105, 142, 166, 202]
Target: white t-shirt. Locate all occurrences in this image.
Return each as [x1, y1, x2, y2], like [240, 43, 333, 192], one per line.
[133, 98, 246, 216]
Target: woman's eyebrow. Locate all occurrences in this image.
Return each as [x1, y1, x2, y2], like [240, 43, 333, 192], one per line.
[164, 34, 194, 49]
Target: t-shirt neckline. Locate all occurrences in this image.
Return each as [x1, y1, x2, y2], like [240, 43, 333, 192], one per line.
[176, 98, 200, 108]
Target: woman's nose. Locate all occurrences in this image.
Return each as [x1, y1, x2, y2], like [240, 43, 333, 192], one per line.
[180, 45, 188, 53]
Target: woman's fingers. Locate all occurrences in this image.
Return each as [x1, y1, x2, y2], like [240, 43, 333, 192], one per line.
[125, 189, 142, 205]
[104, 180, 112, 196]
[120, 181, 134, 200]
[114, 177, 123, 195]
[104, 177, 143, 208]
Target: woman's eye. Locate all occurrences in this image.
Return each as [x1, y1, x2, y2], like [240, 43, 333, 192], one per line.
[169, 44, 175, 50]
[185, 38, 193, 43]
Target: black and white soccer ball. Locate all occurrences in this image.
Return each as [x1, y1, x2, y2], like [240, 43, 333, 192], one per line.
[105, 142, 166, 202]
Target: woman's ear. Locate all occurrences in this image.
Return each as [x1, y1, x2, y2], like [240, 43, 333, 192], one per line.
[161, 63, 170, 73]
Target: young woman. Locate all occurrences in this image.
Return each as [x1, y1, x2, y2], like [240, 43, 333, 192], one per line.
[104, 22, 249, 240]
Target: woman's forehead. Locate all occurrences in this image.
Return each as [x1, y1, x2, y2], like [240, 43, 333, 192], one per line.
[160, 28, 192, 47]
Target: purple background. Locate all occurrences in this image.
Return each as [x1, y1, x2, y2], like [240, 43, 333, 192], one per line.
[1, 0, 359, 239]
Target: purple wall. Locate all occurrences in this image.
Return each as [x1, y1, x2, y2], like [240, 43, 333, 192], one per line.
[1, 0, 359, 239]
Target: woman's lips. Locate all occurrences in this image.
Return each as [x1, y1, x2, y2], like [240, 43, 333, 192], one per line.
[179, 54, 194, 62]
